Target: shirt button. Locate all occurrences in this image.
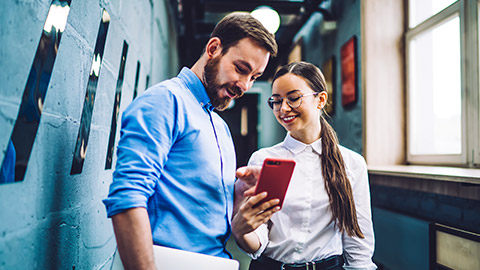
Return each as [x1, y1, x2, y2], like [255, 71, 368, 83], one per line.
[200, 102, 204, 106]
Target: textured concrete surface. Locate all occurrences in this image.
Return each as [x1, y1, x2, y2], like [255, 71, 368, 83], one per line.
[0, 0, 178, 269]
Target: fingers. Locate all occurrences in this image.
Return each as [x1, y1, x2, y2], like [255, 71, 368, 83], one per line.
[236, 166, 262, 185]
[257, 199, 280, 213]
[247, 202, 280, 229]
[243, 186, 256, 197]
[236, 165, 261, 177]
[235, 166, 249, 178]
[243, 192, 266, 208]
[234, 203, 279, 232]
[232, 193, 281, 236]
[257, 205, 280, 223]
[244, 192, 281, 213]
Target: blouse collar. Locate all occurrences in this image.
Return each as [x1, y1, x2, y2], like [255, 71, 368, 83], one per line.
[283, 132, 323, 155]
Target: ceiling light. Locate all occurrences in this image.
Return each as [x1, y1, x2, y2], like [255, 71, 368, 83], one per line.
[251, 6, 280, 34]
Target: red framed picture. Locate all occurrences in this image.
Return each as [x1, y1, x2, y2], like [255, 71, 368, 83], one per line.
[340, 36, 357, 107]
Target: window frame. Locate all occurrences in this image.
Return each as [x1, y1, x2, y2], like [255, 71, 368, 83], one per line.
[406, 0, 480, 167]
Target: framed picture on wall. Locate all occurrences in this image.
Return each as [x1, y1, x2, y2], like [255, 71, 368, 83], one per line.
[340, 36, 357, 107]
[288, 38, 303, 63]
[321, 56, 335, 115]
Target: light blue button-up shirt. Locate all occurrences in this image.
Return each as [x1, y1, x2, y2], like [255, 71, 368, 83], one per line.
[103, 67, 236, 258]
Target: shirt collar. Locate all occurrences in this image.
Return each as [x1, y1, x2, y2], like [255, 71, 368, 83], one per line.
[283, 132, 323, 155]
[177, 67, 215, 112]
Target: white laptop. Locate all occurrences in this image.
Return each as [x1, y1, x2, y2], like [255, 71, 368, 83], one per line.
[111, 245, 239, 270]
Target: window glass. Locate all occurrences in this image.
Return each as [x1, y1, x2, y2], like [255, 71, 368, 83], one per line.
[409, 0, 457, 27]
[408, 15, 461, 155]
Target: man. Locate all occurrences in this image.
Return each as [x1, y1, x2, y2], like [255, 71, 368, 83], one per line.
[103, 13, 278, 269]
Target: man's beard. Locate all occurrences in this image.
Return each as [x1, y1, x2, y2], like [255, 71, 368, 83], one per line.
[203, 56, 244, 111]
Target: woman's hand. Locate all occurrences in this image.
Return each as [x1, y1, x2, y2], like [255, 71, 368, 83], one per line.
[231, 191, 280, 253]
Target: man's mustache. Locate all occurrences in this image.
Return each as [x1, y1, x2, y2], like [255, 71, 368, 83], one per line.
[221, 83, 244, 99]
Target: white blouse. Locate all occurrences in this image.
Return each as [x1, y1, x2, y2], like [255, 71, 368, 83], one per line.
[247, 133, 377, 270]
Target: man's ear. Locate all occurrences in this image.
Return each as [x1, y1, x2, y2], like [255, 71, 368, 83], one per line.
[205, 37, 222, 59]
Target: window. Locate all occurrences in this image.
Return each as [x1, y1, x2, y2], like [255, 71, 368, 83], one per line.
[406, 0, 480, 166]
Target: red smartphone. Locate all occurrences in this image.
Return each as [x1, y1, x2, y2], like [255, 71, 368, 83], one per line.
[254, 158, 296, 209]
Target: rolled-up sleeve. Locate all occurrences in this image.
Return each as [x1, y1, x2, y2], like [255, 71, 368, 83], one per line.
[103, 88, 179, 217]
[342, 156, 377, 270]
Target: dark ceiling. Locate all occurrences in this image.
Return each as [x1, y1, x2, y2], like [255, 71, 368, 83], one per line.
[169, 0, 334, 80]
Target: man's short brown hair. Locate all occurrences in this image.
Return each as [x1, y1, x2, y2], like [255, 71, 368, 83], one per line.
[210, 13, 278, 57]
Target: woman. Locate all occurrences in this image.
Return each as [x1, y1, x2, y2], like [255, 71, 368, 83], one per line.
[232, 62, 376, 270]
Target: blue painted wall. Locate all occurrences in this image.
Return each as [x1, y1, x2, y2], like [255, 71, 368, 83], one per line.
[293, 0, 363, 155]
[0, 0, 179, 269]
[372, 207, 430, 270]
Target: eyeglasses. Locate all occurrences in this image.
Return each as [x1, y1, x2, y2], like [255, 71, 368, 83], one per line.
[267, 91, 319, 111]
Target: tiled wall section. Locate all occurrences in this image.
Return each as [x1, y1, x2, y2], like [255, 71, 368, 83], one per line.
[371, 182, 480, 234]
[0, 0, 179, 269]
[370, 175, 480, 269]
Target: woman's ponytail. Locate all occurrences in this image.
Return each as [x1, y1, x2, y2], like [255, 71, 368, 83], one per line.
[320, 116, 364, 238]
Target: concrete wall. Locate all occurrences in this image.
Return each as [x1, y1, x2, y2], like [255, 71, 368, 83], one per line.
[293, 0, 363, 154]
[0, 0, 178, 269]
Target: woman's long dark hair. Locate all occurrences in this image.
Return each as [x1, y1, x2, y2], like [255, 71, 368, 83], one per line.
[272, 61, 364, 238]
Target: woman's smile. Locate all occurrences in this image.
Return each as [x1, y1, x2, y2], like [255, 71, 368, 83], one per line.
[280, 115, 298, 124]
